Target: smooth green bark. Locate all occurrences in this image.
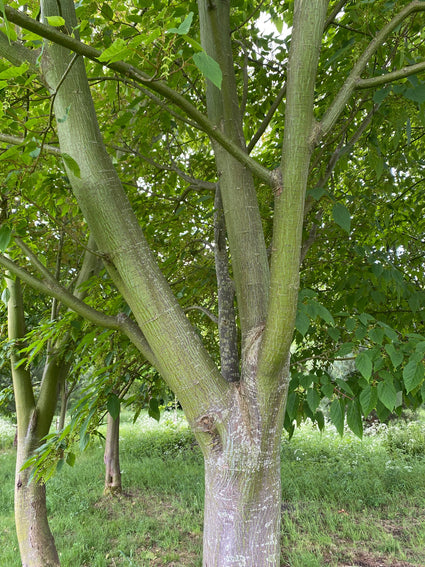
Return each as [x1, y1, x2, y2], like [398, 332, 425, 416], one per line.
[7, 276, 61, 567]
[7, 239, 105, 567]
[259, 0, 329, 384]
[39, 0, 231, 430]
[198, 0, 270, 340]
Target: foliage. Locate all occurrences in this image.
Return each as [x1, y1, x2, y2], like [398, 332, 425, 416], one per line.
[383, 414, 425, 456]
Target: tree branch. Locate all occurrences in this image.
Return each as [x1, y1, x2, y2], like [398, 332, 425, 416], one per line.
[247, 83, 286, 154]
[315, 1, 425, 144]
[0, 30, 39, 71]
[184, 305, 218, 324]
[0, 251, 156, 365]
[305, 101, 378, 217]
[1, 8, 274, 187]
[324, 0, 352, 30]
[117, 143, 216, 190]
[0, 133, 61, 155]
[356, 60, 425, 89]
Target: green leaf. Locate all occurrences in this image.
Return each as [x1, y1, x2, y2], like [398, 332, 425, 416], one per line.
[321, 383, 334, 398]
[330, 398, 345, 436]
[148, 397, 160, 421]
[415, 341, 425, 354]
[306, 389, 320, 413]
[332, 203, 351, 233]
[272, 17, 283, 34]
[79, 433, 90, 452]
[107, 393, 120, 421]
[79, 407, 96, 451]
[1, 286, 10, 306]
[295, 310, 309, 336]
[66, 452, 76, 467]
[307, 186, 328, 201]
[100, 3, 114, 21]
[335, 378, 354, 397]
[347, 400, 363, 438]
[358, 312, 374, 326]
[304, 299, 334, 325]
[0, 225, 12, 252]
[0, 62, 29, 80]
[193, 51, 222, 89]
[315, 410, 325, 431]
[46, 16, 66, 27]
[355, 351, 373, 381]
[406, 117, 411, 145]
[167, 12, 193, 35]
[335, 342, 354, 357]
[298, 373, 314, 389]
[403, 358, 425, 393]
[327, 327, 341, 341]
[359, 385, 377, 416]
[62, 153, 81, 178]
[373, 86, 391, 104]
[379, 323, 398, 342]
[404, 83, 425, 104]
[377, 381, 397, 411]
[0, 0, 13, 42]
[98, 39, 130, 63]
[368, 327, 385, 345]
[314, 302, 335, 326]
[374, 155, 384, 180]
[29, 147, 41, 159]
[286, 392, 298, 421]
[182, 34, 202, 52]
[385, 343, 403, 369]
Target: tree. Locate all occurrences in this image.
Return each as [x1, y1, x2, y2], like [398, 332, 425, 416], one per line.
[1, 1, 425, 565]
[4, 237, 101, 567]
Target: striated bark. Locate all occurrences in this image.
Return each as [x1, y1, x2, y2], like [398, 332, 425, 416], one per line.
[203, 453, 281, 566]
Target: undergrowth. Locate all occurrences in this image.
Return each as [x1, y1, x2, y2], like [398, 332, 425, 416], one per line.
[0, 411, 424, 566]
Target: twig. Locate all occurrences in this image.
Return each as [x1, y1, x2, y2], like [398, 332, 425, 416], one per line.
[231, 0, 267, 34]
[248, 83, 286, 153]
[184, 305, 218, 325]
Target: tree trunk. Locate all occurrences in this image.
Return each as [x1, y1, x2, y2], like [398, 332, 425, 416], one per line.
[7, 276, 61, 567]
[203, 453, 281, 566]
[104, 410, 122, 495]
[200, 382, 285, 567]
[6, 239, 102, 566]
[14, 435, 61, 567]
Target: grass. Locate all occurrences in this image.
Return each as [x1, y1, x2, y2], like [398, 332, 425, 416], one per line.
[1, 410, 425, 566]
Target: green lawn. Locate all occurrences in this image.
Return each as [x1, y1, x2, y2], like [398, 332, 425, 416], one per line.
[1, 411, 425, 566]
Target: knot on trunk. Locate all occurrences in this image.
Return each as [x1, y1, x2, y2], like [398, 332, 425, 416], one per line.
[195, 414, 222, 454]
